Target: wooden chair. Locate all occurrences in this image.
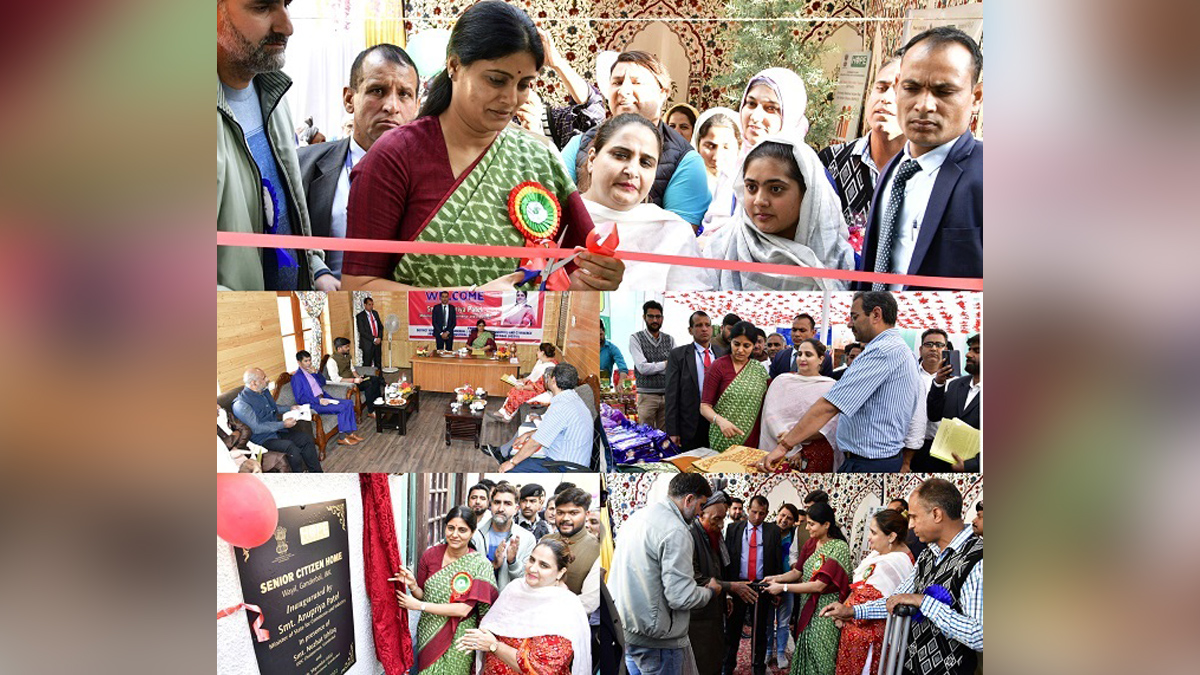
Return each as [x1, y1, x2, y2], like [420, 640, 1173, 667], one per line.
[272, 371, 352, 460]
[318, 354, 363, 420]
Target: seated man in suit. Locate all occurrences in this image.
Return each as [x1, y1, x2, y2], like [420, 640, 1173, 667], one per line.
[769, 313, 833, 379]
[297, 44, 420, 281]
[859, 27, 983, 289]
[487, 363, 593, 472]
[665, 310, 719, 451]
[923, 332, 981, 472]
[326, 337, 384, 417]
[292, 350, 364, 447]
[723, 495, 782, 675]
[232, 368, 323, 473]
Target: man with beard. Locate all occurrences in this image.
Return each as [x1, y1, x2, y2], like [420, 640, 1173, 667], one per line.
[542, 487, 601, 614]
[466, 482, 492, 531]
[326, 337, 384, 417]
[515, 483, 552, 540]
[470, 482, 534, 591]
[859, 27, 984, 288]
[218, 0, 336, 291]
[971, 501, 982, 537]
[819, 55, 907, 249]
[924, 333, 982, 472]
[905, 327, 950, 472]
[758, 291, 923, 473]
[688, 491, 758, 675]
[297, 44, 420, 282]
[665, 311, 719, 451]
[628, 301, 675, 431]
[611, 474, 722, 675]
[711, 313, 740, 355]
[768, 313, 833, 378]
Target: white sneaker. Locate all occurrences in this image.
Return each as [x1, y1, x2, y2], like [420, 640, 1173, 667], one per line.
[776, 653, 787, 670]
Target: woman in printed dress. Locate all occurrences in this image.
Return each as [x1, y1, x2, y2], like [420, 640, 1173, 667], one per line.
[831, 509, 914, 675]
[456, 539, 592, 675]
[700, 321, 769, 453]
[394, 506, 499, 675]
[764, 503, 852, 675]
[493, 342, 558, 423]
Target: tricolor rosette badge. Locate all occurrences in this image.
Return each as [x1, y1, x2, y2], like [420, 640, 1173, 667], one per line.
[508, 181, 562, 244]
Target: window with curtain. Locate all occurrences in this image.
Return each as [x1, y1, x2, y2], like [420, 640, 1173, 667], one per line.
[277, 293, 314, 372]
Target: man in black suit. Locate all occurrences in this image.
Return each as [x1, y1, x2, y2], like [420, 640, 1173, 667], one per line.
[664, 311, 725, 451]
[431, 290, 457, 350]
[723, 495, 782, 675]
[859, 27, 983, 289]
[297, 44, 419, 280]
[356, 296, 384, 370]
[768, 313, 834, 379]
[922, 333, 981, 472]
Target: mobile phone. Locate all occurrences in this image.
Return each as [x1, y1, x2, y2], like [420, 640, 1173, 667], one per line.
[941, 349, 961, 378]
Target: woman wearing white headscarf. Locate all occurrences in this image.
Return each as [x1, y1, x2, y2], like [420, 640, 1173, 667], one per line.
[691, 107, 743, 194]
[702, 132, 854, 290]
[701, 67, 809, 237]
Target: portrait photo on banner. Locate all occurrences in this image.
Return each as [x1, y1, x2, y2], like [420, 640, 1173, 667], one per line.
[217, 0, 983, 294]
[217, 290, 606, 474]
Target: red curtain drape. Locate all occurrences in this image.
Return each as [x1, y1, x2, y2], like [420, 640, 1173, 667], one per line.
[361, 473, 413, 674]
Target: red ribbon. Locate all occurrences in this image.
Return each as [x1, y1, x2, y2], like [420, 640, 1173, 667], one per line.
[218, 602, 269, 642]
[216, 232, 983, 291]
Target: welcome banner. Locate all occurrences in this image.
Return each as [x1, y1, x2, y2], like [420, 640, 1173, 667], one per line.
[407, 291, 545, 343]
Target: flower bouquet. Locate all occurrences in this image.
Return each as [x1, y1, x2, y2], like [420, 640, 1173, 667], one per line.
[415, 346, 432, 357]
[454, 385, 487, 404]
[494, 343, 515, 360]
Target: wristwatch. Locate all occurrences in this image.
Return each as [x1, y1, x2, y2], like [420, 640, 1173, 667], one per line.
[489, 642, 498, 653]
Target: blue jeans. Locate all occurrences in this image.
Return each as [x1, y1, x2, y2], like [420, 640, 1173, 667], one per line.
[766, 592, 794, 656]
[838, 453, 903, 473]
[625, 645, 684, 675]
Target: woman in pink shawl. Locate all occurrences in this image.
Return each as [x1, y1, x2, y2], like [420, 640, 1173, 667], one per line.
[759, 338, 840, 472]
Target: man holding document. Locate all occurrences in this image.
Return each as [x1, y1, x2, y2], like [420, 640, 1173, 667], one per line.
[232, 368, 324, 472]
[925, 333, 982, 472]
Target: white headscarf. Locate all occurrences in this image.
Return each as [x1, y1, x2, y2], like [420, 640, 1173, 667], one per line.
[702, 131, 854, 290]
[701, 67, 810, 234]
[583, 200, 713, 291]
[691, 106, 743, 148]
[477, 578, 593, 675]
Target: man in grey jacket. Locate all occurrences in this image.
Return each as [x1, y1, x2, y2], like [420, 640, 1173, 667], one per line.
[469, 482, 534, 591]
[611, 474, 723, 675]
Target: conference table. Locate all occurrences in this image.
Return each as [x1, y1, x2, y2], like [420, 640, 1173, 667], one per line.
[410, 354, 521, 394]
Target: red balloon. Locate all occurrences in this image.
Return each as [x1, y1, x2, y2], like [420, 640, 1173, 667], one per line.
[217, 474, 279, 549]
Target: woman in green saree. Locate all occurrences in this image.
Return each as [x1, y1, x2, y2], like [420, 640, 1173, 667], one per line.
[700, 320, 769, 452]
[394, 506, 499, 675]
[342, 1, 623, 292]
[763, 502, 852, 675]
[466, 319, 498, 357]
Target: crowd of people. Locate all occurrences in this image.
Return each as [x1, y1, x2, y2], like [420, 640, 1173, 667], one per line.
[611, 290, 982, 473]
[609, 474, 982, 675]
[217, 0, 983, 293]
[394, 481, 611, 675]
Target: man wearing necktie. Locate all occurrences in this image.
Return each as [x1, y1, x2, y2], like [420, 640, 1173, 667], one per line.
[722, 496, 782, 675]
[665, 311, 727, 451]
[859, 26, 984, 289]
[355, 296, 384, 370]
[431, 290, 457, 350]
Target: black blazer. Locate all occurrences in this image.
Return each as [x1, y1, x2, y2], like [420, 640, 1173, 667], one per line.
[859, 130, 983, 287]
[297, 137, 352, 239]
[768, 347, 834, 379]
[927, 375, 980, 429]
[431, 303, 457, 337]
[356, 309, 383, 352]
[664, 342, 709, 439]
[723, 520, 783, 580]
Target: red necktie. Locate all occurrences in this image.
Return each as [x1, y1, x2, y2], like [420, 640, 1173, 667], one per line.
[703, 348, 712, 368]
[747, 526, 758, 580]
[368, 311, 378, 337]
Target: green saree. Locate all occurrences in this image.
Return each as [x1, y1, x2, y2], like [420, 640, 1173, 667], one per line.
[470, 331, 494, 356]
[392, 127, 582, 288]
[416, 549, 499, 675]
[708, 359, 769, 453]
[790, 539, 852, 675]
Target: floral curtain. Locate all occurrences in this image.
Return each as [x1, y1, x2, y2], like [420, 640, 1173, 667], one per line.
[296, 291, 327, 358]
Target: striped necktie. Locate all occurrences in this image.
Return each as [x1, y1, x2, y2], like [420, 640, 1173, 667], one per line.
[872, 158, 922, 291]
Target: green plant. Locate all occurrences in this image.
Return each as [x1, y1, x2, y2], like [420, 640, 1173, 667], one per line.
[712, 0, 843, 148]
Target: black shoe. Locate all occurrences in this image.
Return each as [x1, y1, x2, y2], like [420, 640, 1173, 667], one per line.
[484, 445, 507, 463]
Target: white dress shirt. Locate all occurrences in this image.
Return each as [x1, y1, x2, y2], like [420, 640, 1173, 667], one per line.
[877, 139, 957, 288]
[965, 378, 982, 408]
[919, 365, 941, 440]
[329, 138, 369, 277]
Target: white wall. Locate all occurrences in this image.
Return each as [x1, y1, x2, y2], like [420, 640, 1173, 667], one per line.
[218, 474, 410, 675]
